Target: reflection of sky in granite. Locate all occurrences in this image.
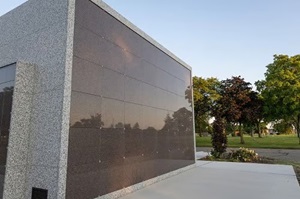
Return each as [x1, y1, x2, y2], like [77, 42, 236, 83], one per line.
[66, 0, 194, 198]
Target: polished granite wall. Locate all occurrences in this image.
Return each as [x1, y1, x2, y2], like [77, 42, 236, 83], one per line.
[66, 0, 195, 198]
[0, 64, 15, 198]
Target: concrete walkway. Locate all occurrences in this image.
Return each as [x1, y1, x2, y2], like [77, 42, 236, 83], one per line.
[121, 161, 300, 199]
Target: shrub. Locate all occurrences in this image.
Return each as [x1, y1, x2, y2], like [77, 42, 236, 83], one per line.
[211, 117, 227, 158]
[230, 147, 259, 162]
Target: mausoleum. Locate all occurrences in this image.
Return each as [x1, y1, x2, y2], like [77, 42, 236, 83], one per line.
[0, 0, 195, 198]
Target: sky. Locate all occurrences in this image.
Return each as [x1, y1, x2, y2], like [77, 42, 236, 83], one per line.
[1, 0, 300, 85]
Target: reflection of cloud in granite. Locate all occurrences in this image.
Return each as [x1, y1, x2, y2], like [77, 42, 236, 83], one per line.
[114, 36, 134, 63]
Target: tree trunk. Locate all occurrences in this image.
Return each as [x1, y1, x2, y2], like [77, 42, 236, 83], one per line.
[199, 131, 202, 137]
[297, 114, 300, 144]
[250, 126, 254, 137]
[257, 122, 262, 138]
[197, 116, 202, 137]
[239, 122, 245, 144]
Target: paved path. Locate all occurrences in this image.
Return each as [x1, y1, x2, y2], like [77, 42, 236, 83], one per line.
[121, 161, 300, 199]
[197, 147, 300, 162]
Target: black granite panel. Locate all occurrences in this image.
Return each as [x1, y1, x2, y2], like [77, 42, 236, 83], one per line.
[69, 92, 102, 128]
[124, 56, 144, 82]
[76, 0, 151, 59]
[68, 128, 100, 167]
[124, 77, 143, 105]
[69, 128, 100, 151]
[101, 68, 125, 101]
[66, 169, 100, 199]
[73, 25, 126, 74]
[72, 56, 102, 96]
[97, 165, 125, 195]
[98, 128, 125, 194]
[124, 103, 143, 158]
[75, 0, 126, 49]
[101, 98, 124, 129]
[123, 158, 144, 187]
[140, 41, 162, 70]
[142, 60, 158, 87]
[142, 83, 158, 108]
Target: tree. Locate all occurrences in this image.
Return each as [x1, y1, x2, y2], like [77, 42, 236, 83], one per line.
[217, 76, 252, 144]
[256, 54, 300, 143]
[273, 120, 295, 134]
[193, 77, 220, 136]
[243, 91, 264, 138]
[210, 96, 228, 156]
[211, 115, 227, 157]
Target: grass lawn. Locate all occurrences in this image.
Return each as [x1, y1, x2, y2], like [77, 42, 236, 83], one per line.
[196, 134, 300, 149]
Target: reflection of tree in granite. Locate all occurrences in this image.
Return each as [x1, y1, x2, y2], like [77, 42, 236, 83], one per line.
[161, 107, 194, 160]
[114, 122, 124, 129]
[2, 86, 14, 92]
[71, 113, 104, 128]
[0, 86, 14, 176]
[162, 108, 193, 135]
[161, 114, 174, 132]
[124, 122, 142, 158]
[0, 86, 14, 137]
[133, 122, 140, 129]
[185, 86, 193, 106]
[124, 122, 140, 130]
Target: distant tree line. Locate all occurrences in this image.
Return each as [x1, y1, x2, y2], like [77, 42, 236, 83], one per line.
[193, 54, 300, 153]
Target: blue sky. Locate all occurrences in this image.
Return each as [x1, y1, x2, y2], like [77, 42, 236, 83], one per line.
[1, 0, 300, 85]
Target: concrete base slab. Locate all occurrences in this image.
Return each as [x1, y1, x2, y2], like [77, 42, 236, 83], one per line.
[121, 161, 300, 199]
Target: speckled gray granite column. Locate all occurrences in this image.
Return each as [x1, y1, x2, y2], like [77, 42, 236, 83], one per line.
[3, 62, 36, 199]
[0, 0, 75, 198]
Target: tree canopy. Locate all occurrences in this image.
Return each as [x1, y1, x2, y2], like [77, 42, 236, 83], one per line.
[256, 54, 300, 142]
[215, 76, 252, 144]
[193, 77, 220, 135]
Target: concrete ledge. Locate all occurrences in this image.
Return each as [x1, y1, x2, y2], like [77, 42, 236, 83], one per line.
[97, 163, 196, 199]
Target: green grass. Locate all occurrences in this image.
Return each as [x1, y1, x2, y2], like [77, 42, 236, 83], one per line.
[196, 134, 300, 149]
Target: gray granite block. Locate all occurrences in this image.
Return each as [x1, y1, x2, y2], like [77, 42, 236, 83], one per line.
[57, 0, 76, 197]
[14, 62, 37, 94]
[3, 166, 27, 199]
[25, 165, 59, 199]
[1, 0, 72, 198]
[29, 89, 64, 167]
[6, 91, 33, 167]
[0, 22, 68, 93]
[0, 0, 68, 47]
